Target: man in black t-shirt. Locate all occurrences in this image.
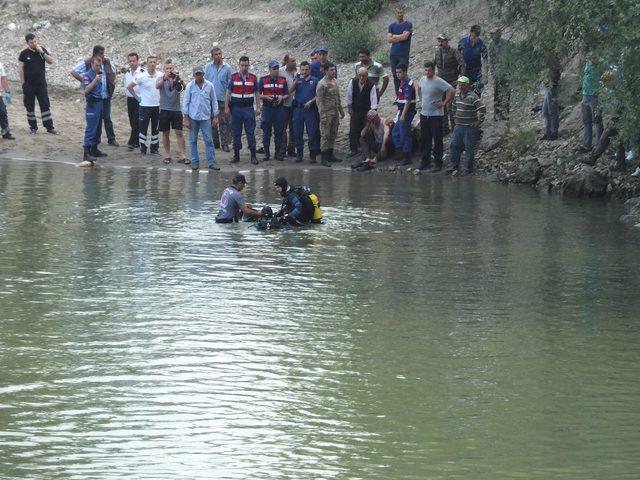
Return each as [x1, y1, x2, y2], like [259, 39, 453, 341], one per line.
[18, 33, 58, 134]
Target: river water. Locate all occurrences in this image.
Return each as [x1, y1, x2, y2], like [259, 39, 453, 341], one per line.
[1, 160, 639, 479]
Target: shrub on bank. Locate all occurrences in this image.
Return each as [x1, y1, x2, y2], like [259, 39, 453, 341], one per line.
[294, 0, 385, 62]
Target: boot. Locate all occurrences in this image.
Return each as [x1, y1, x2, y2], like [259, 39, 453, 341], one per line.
[287, 146, 296, 157]
[275, 148, 285, 161]
[91, 146, 107, 157]
[263, 147, 271, 162]
[399, 151, 412, 166]
[230, 149, 240, 164]
[309, 151, 317, 164]
[329, 148, 342, 163]
[321, 151, 332, 167]
[250, 149, 259, 165]
[296, 148, 303, 163]
[83, 146, 96, 163]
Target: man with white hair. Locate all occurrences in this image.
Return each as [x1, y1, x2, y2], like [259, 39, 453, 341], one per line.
[346, 67, 377, 157]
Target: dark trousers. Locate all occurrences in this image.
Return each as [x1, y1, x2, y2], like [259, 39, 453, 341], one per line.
[261, 105, 285, 153]
[139, 106, 159, 153]
[127, 97, 140, 147]
[420, 115, 444, 168]
[442, 79, 457, 134]
[281, 106, 295, 152]
[102, 98, 116, 141]
[22, 82, 54, 130]
[349, 109, 368, 153]
[0, 97, 10, 136]
[493, 78, 511, 120]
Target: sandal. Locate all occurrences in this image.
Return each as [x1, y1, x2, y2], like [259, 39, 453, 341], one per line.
[183, 159, 191, 165]
[163, 158, 172, 164]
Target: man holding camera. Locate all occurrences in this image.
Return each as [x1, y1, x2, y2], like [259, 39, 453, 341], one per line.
[156, 59, 187, 164]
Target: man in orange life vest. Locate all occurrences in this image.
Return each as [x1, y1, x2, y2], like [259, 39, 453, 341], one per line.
[225, 56, 261, 165]
[258, 60, 290, 162]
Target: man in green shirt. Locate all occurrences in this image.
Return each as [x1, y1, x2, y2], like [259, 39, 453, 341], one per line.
[578, 54, 604, 152]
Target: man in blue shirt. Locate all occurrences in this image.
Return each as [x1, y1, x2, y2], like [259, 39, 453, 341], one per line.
[387, 6, 413, 92]
[70, 45, 117, 151]
[458, 25, 488, 95]
[310, 45, 337, 81]
[80, 56, 104, 165]
[292, 60, 320, 163]
[204, 46, 232, 152]
[182, 66, 220, 171]
[392, 64, 417, 166]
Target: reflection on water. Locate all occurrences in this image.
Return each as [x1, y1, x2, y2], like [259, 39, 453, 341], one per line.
[1, 161, 640, 479]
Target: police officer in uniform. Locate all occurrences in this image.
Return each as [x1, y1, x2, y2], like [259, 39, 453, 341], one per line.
[292, 60, 320, 163]
[316, 62, 345, 167]
[80, 56, 104, 164]
[392, 63, 417, 166]
[258, 60, 289, 162]
[225, 56, 261, 165]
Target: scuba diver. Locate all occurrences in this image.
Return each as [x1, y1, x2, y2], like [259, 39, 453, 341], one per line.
[271, 176, 322, 227]
[215, 173, 263, 223]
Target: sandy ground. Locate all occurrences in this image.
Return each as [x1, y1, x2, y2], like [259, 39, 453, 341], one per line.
[0, 86, 355, 173]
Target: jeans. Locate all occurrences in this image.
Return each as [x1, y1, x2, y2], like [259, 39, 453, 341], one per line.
[189, 118, 216, 167]
[231, 105, 256, 151]
[420, 115, 444, 168]
[127, 97, 140, 147]
[392, 110, 415, 153]
[581, 94, 603, 148]
[390, 54, 409, 92]
[542, 86, 559, 138]
[448, 124, 479, 171]
[292, 106, 320, 153]
[102, 98, 116, 141]
[83, 99, 103, 147]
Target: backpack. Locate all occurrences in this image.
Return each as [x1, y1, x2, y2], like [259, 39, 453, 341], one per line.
[291, 186, 323, 223]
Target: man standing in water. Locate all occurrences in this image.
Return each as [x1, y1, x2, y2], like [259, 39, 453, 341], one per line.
[215, 173, 262, 223]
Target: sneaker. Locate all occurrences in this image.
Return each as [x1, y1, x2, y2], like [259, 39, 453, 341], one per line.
[92, 148, 107, 158]
[46, 129, 59, 135]
[2, 133, 15, 140]
[108, 139, 119, 147]
[632, 167, 640, 178]
[149, 150, 161, 156]
[78, 160, 94, 167]
[445, 167, 456, 175]
[127, 144, 135, 151]
[209, 165, 220, 171]
[30, 128, 38, 135]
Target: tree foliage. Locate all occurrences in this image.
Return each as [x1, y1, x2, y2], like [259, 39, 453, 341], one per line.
[488, 0, 640, 144]
[294, 0, 384, 62]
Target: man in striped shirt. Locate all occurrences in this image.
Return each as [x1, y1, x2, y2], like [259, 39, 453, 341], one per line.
[447, 76, 486, 175]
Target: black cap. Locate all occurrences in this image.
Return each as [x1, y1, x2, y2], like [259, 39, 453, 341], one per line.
[274, 177, 288, 195]
[232, 173, 247, 184]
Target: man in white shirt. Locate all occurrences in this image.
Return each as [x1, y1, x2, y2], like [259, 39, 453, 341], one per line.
[122, 52, 144, 150]
[0, 61, 14, 139]
[279, 53, 298, 157]
[128, 55, 160, 156]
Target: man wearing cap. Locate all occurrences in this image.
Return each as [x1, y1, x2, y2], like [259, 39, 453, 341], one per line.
[316, 63, 345, 166]
[280, 53, 298, 158]
[434, 32, 465, 134]
[447, 75, 486, 175]
[346, 67, 377, 157]
[215, 173, 262, 223]
[354, 48, 389, 99]
[392, 63, 417, 166]
[292, 60, 320, 163]
[311, 46, 337, 81]
[487, 28, 513, 120]
[225, 56, 260, 165]
[205, 46, 232, 152]
[258, 60, 289, 162]
[387, 6, 413, 92]
[458, 25, 488, 96]
[417, 61, 455, 171]
[182, 66, 220, 171]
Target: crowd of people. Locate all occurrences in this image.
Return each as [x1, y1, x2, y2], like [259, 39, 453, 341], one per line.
[1, 6, 638, 177]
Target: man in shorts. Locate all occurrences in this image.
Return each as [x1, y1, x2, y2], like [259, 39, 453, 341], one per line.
[156, 59, 187, 163]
